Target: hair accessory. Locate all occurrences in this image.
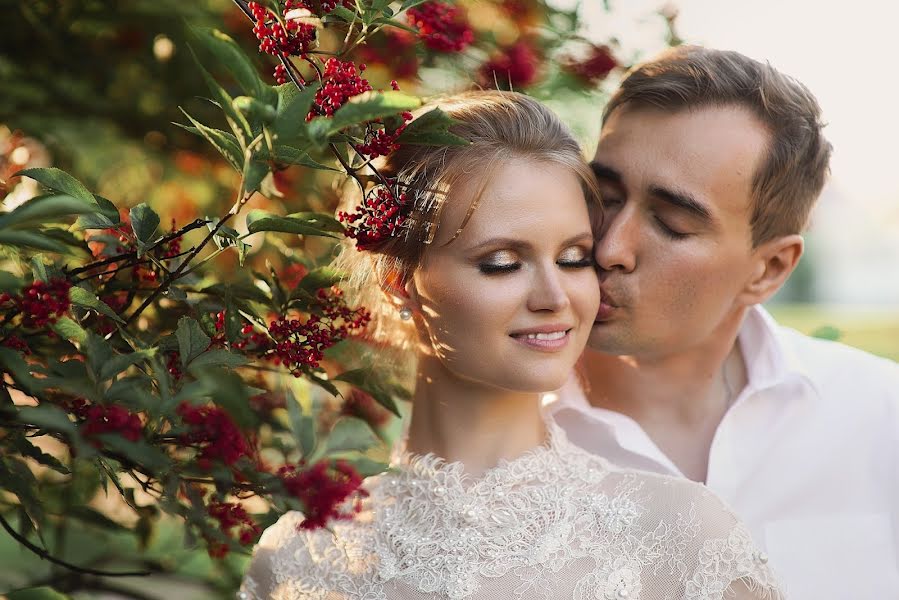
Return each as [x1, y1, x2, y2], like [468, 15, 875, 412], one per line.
[338, 179, 446, 252]
[398, 307, 413, 321]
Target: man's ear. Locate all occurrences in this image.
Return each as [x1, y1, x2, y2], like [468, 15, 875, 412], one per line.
[739, 234, 804, 305]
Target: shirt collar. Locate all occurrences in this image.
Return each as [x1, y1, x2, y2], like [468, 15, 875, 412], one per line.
[740, 305, 819, 396]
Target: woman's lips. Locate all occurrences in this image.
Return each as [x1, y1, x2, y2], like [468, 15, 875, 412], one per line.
[509, 328, 572, 351]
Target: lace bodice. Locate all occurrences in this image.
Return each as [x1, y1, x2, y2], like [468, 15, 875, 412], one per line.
[240, 427, 783, 600]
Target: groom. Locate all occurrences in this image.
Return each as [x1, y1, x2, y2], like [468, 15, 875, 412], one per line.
[546, 45, 899, 598]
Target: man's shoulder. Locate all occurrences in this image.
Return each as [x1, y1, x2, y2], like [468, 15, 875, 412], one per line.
[774, 322, 899, 396]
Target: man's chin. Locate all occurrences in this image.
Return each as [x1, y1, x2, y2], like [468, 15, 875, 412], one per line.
[586, 322, 628, 355]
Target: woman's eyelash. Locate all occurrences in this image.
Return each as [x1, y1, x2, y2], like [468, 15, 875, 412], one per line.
[558, 257, 595, 269]
[478, 262, 520, 274]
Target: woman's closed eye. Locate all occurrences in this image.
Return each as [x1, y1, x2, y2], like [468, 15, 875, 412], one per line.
[557, 245, 595, 269]
[478, 250, 520, 274]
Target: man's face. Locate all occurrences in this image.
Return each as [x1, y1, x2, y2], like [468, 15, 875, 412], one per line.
[588, 104, 770, 357]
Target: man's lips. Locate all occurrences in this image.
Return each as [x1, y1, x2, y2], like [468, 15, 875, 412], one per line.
[595, 287, 620, 322]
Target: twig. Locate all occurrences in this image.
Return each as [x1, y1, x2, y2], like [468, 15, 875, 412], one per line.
[66, 218, 210, 277]
[0, 513, 151, 577]
[123, 193, 252, 326]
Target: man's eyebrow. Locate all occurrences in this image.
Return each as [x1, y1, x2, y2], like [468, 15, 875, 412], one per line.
[648, 184, 714, 223]
[589, 161, 621, 183]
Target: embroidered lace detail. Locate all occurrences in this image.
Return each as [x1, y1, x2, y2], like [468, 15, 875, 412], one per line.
[240, 426, 784, 600]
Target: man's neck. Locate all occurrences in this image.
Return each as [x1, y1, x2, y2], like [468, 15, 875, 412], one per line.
[582, 314, 748, 482]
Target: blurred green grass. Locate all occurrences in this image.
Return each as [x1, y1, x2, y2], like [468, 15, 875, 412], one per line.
[768, 303, 899, 362]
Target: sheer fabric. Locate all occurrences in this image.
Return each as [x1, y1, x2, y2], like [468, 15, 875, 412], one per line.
[240, 425, 783, 600]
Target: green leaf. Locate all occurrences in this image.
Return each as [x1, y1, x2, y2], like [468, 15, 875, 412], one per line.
[9, 432, 71, 475]
[297, 266, 344, 294]
[0, 270, 22, 293]
[0, 194, 99, 230]
[69, 286, 126, 323]
[83, 331, 114, 379]
[0, 230, 70, 252]
[326, 5, 358, 22]
[68, 505, 129, 533]
[811, 325, 842, 341]
[175, 113, 242, 171]
[191, 51, 252, 144]
[246, 210, 342, 238]
[317, 91, 421, 136]
[129, 203, 160, 245]
[52, 316, 88, 344]
[233, 95, 277, 123]
[334, 368, 402, 416]
[99, 349, 156, 381]
[396, 107, 468, 146]
[16, 405, 76, 435]
[99, 435, 171, 471]
[324, 416, 379, 454]
[242, 156, 270, 197]
[76, 212, 118, 229]
[7, 587, 74, 600]
[187, 349, 249, 370]
[0, 347, 45, 395]
[345, 456, 389, 477]
[192, 28, 269, 102]
[273, 82, 319, 142]
[175, 317, 211, 366]
[203, 369, 257, 428]
[399, 0, 431, 11]
[14, 167, 96, 205]
[286, 390, 316, 457]
[261, 145, 337, 170]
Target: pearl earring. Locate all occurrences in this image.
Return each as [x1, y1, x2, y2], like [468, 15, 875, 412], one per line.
[399, 307, 413, 321]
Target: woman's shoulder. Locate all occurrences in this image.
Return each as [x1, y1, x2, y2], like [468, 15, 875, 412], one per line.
[240, 508, 379, 599]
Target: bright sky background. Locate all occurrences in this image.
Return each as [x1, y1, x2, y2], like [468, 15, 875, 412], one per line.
[567, 0, 899, 305]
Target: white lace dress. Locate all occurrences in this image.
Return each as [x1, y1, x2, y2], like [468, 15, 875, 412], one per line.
[240, 426, 784, 600]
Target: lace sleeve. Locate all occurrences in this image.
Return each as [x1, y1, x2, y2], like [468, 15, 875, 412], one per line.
[649, 474, 784, 600]
[239, 511, 306, 600]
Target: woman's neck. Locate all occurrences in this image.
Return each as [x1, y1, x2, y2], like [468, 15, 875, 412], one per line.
[405, 356, 547, 478]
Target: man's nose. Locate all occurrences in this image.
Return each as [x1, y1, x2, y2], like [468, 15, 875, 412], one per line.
[595, 206, 637, 273]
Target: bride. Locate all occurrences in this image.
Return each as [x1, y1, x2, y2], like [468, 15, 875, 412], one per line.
[240, 91, 783, 600]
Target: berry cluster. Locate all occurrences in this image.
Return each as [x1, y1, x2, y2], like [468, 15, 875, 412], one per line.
[0, 278, 72, 329]
[262, 288, 369, 376]
[338, 185, 409, 251]
[176, 402, 254, 470]
[81, 405, 144, 445]
[358, 29, 419, 80]
[205, 500, 261, 558]
[479, 40, 540, 90]
[316, 286, 371, 337]
[307, 58, 373, 120]
[1, 334, 30, 355]
[166, 350, 183, 380]
[354, 106, 413, 160]
[563, 44, 618, 85]
[277, 459, 366, 529]
[319, 0, 356, 12]
[249, 1, 317, 59]
[407, 1, 474, 53]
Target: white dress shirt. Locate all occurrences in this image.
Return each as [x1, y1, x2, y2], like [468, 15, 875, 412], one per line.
[545, 305, 899, 600]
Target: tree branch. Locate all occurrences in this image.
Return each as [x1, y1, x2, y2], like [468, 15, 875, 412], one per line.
[0, 512, 151, 578]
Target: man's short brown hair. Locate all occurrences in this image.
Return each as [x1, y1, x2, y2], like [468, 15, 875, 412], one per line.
[603, 45, 832, 246]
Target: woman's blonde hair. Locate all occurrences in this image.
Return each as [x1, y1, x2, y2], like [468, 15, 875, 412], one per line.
[333, 90, 600, 357]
